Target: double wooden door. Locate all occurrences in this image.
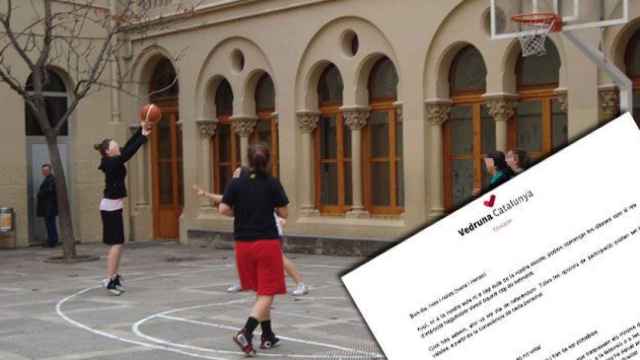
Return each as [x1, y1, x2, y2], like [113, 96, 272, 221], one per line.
[151, 105, 183, 239]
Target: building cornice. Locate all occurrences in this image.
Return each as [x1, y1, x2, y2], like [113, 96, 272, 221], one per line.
[129, 0, 341, 41]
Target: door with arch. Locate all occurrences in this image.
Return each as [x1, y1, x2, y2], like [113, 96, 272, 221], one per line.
[151, 103, 183, 239]
[148, 58, 182, 240]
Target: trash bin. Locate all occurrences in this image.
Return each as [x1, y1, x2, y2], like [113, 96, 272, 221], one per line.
[0, 208, 16, 249]
[0, 208, 13, 232]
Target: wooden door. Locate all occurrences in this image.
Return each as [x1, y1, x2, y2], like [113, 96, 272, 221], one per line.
[151, 106, 183, 239]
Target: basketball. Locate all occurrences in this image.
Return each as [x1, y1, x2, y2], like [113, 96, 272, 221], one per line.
[140, 104, 162, 123]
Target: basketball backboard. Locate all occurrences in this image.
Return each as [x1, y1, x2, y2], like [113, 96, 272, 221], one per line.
[490, 0, 629, 40]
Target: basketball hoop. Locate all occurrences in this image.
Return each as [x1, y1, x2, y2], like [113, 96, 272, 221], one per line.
[512, 13, 562, 57]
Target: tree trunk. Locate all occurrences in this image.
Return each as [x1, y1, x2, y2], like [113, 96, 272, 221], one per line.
[45, 133, 76, 259]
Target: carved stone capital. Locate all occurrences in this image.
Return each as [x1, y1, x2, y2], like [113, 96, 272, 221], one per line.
[342, 107, 370, 131]
[486, 98, 516, 123]
[230, 116, 257, 137]
[599, 88, 619, 122]
[270, 112, 279, 125]
[425, 101, 451, 126]
[554, 88, 568, 113]
[196, 120, 217, 137]
[296, 111, 320, 133]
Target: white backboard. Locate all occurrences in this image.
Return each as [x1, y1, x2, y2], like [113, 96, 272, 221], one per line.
[490, 0, 629, 40]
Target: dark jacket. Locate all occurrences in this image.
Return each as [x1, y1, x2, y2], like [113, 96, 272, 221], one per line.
[99, 128, 148, 199]
[37, 174, 58, 217]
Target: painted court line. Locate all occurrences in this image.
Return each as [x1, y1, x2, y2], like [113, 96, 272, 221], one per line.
[131, 299, 383, 359]
[56, 286, 231, 360]
[136, 314, 382, 359]
[56, 267, 383, 360]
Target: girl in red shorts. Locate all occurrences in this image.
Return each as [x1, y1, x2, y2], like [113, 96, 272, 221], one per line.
[218, 143, 289, 357]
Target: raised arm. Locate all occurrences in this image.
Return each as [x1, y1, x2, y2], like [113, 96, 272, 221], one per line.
[120, 127, 149, 163]
[193, 185, 223, 204]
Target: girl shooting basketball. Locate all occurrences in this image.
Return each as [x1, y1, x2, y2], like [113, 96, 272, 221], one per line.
[94, 107, 156, 295]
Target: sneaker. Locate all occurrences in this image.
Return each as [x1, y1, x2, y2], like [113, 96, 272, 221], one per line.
[260, 334, 281, 349]
[291, 282, 309, 296]
[105, 278, 123, 296]
[113, 274, 125, 292]
[227, 283, 242, 293]
[233, 330, 256, 357]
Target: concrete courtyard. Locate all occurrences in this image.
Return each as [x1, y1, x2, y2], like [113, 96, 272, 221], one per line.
[0, 241, 384, 360]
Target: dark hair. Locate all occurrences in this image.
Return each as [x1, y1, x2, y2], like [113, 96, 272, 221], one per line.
[510, 149, 530, 169]
[41, 163, 52, 170]
[486, 151, 510, 173]
[248, 143, 271, 175]
[94, 139, 111, 157]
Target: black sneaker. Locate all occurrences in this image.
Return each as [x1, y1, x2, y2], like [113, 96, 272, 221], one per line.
[260, 334, 280, 349]
[113, 274, 125, 292]
[105, 278, 123, 296]
[233, 329, 256, 357]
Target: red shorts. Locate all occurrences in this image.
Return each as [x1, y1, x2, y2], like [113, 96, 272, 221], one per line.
[235, 240, 286, 296]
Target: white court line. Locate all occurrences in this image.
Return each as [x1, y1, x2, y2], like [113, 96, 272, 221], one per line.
[0, 287, 27, 292]
[57, 266, 383, 360]
[57, 287, 231, 360]
[131, 300, 383, 359]
[135, 314, 382, 359]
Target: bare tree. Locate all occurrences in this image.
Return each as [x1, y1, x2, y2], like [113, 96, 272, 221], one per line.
[0, 0, 197, 261]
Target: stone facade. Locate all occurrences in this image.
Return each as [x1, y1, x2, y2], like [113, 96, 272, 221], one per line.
[2, 0, 640, 254]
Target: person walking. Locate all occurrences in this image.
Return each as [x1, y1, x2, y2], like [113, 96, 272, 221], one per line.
[218, 143, 289, 356]
[94, 122, 151, 295]
[37, 164, 58, 248]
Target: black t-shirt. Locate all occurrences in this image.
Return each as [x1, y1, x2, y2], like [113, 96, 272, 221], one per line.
[221, 171, 289, 241]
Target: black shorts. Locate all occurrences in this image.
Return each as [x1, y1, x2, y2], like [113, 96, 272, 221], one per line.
[101, 209, 124, 245]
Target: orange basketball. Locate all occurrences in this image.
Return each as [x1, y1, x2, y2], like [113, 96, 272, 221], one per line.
[140, 104, 162, 123]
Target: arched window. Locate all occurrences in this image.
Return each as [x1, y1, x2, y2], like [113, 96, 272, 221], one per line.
[444, 46, 492, 210]
[25, 69, 69, 136]
[213, 79, 240, 193]
[625, 29, 640, 125]
[149, 58, 179, 102]
[315, 64, 351, 214]
[364, 57, 403, 214]
[511, 40, 566, 161]
[252, 74, 279, 176]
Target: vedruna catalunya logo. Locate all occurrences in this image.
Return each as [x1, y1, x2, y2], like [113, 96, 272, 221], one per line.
[458, 190, 534, 237]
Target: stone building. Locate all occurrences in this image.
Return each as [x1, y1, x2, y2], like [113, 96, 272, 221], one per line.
[1, 0, 639, 254]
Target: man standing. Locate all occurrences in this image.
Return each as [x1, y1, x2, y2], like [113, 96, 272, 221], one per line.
[37, 164, 58, 247]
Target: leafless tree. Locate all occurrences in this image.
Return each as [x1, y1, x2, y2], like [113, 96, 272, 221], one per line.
[0, 0, 198, 260]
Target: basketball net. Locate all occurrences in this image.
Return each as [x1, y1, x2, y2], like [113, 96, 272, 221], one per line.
[513, 13, 562, 57]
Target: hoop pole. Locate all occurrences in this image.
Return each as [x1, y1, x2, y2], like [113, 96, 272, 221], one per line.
[562, 31, 633, 114]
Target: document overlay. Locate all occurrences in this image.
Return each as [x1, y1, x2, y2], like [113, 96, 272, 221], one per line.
[342, 114, 640, 360]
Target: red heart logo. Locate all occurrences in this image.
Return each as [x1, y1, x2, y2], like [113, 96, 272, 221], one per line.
[484, 195, 496, 208]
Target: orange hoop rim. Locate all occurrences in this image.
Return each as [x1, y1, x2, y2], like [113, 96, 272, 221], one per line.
[512, 12, 563, 31]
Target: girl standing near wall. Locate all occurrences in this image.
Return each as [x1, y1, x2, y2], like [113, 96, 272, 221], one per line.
[94, 122, 151, 295]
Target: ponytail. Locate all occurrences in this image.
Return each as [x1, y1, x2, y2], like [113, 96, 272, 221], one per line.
[94, 139, 111, 157]
[248, 143, 271, 176]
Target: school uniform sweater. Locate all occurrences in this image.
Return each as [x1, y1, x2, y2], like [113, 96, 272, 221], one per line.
[98, 128, 148, 200]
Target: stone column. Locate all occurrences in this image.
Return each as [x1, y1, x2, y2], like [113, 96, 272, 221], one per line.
[196, 120, 217, 208]
[599, 87, 619, 122]
[231, 116, 257, 166]
[485, 95, 517, 152]
[343, 107, 370, 218]
[296, 111, 320, 216]
[425, 100, 451, 220]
